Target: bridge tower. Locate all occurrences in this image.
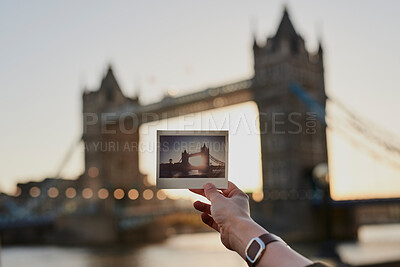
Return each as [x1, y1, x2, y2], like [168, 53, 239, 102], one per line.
[201, 144, 210, 169]
[251, 8, 328, 241]
[181, 150, 190, 174]
[82, 65, 144, 191]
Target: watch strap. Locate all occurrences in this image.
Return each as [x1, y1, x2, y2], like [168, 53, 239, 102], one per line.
[259, 233, 283, 247]
[246, 233, 283, 266]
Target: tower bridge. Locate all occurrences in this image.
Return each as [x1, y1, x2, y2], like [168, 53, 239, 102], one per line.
[1, 7, 400, 245]
[159, 144, 224, 178]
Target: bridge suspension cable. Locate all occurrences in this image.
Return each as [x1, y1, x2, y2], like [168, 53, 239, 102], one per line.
[290, 83, 400, 170]
[55, 135, 83, 178]
[328, 96, 400, 156]
[210, 154, 224, 166]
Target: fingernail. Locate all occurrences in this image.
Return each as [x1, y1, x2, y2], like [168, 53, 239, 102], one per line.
[204, 183, 213, 190]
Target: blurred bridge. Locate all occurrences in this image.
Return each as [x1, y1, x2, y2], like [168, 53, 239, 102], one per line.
[1, 8, 400, 246]
[2, 76, 398, 244]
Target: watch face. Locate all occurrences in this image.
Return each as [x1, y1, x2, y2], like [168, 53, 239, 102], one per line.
[248, 240, 261, 260]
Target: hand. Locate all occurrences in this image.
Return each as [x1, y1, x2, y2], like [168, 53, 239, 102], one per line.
[190, 182, 314, 267]
[190, 182, 267, 255]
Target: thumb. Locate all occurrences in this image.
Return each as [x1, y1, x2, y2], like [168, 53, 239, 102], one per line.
[204, 183, 223, 203]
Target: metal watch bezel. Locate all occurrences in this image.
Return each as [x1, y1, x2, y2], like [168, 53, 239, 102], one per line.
[245, 237, 266, 264]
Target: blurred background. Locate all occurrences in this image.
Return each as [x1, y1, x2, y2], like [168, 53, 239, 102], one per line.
[1, 1, 400, 266]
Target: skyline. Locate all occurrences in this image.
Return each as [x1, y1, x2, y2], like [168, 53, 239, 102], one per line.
[1, 1, 400, 199]
[159, 135, 225, 164]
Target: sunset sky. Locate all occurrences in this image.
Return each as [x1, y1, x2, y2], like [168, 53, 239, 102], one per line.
[159, 135, 226, 164]
[1, 0, 399, 200]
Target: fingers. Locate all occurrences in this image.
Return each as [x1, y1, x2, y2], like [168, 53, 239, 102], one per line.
[204, 183, 223, 203]
[191, 182, 245, 200]
[221, 182, 247, 199]
[221, 181, 240, 196]
[201, 212, 219, 232]
[194, 200, 217, 231]
[193, 201, 211, 215]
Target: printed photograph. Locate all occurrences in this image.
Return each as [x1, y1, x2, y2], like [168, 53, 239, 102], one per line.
[159, 134, 226, 178]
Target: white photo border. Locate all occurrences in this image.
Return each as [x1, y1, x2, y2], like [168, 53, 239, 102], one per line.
[156, 130, 229, 189]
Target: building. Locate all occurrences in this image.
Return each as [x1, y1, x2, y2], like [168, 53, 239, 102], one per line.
[251, 8, 328, 241]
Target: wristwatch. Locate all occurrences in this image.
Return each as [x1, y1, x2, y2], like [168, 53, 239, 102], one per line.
[245, 233, 284, 266]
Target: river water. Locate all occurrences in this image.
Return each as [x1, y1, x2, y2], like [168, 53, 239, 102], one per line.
[3, 225, 400, 266]
[1, 232, 246, 267]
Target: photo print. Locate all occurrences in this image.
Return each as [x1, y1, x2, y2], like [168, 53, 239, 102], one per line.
[156, 130, 228, 189]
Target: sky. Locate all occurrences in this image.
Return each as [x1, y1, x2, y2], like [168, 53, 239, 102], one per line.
[1, 0, 399, 199]
[159, 135, 226, 164]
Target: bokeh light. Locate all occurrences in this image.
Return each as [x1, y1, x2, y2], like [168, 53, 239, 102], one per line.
[65, 187, 77, 199]
[114, 188, 125, 200]
[252, 191, 264, 202]
[156, 190, 167, 200]
[128, 189, 139, 200]
[98, 188, 109, 199]
[88, 166, 99, 178]
[48, 187, 59, 198]
[143, 189, 154, 200]
[82, 188, 93, 199]
[29, 187, 40, 198]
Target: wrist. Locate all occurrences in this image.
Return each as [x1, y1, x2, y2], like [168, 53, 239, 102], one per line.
[228, 216, 268, 259]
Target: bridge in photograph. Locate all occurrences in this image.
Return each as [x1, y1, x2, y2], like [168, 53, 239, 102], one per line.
[159, 144, 225, 178]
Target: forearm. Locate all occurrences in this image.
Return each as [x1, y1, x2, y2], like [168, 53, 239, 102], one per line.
[229, 218, 313, 267]
[257, 241, 313, 267]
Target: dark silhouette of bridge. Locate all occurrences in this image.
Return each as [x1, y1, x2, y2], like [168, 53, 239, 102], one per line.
[159, 144, 225, 178]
